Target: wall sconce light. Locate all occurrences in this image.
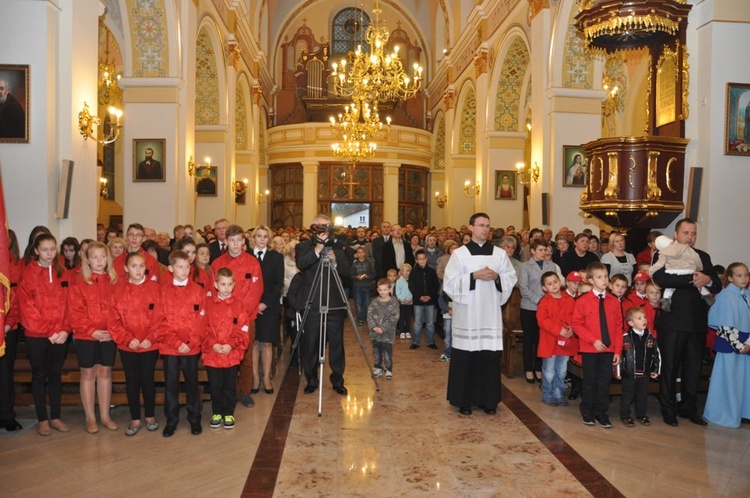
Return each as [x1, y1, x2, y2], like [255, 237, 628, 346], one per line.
[99, 177, 109, 198]
[78, 102, 122, 144]
[188, 156, 212, 177]
[464, 180, 480, 197]
[434, 191, 447, 208]
[256, 189, 270, 203]
[232, 178, 249, 203]
[516, 161, 540, 185]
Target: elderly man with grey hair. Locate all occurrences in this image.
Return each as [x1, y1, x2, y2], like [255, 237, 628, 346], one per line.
[0, 79, 25, 138]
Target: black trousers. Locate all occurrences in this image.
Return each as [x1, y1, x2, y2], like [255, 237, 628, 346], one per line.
[520, 308, 542, 373]
[25, 336, 68, 421]
[0, 328, 20, 423]
[162, 354, 201, 426]
[658, 328, 705, 418]
[207, 365, 238, 416]
[620, 377, 650, 418]
[397, 304, 412, 333]
[580, 352, 613, 417]
[120, 349, 159, 420]
[303, 309, 345, 388]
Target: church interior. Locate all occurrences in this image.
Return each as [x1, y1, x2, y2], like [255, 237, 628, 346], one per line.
[1, 0, 750, 496]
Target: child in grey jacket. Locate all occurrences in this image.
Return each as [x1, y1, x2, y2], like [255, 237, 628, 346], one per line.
[368, 278, 399, 379]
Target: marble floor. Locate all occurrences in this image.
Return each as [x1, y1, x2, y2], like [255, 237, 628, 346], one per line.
[1, 317, 749, 497]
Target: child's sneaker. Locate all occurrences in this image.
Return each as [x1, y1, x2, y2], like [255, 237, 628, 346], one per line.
[438, 354, 449, 362]
[223, 415, 235, 429]
[399, 333, 406, 339]
[405, 332, 412, 339]
[385, 371, 392, 380]
[372, 368, 383, 378]
[210, 414, 222, 429]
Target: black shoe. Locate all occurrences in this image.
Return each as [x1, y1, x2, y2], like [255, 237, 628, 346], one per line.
[250, 387, 260, 394]
[190, 423, 202, 435]
[621, 417, 635, 427]
[239, 394, 255, 408]
[568, 390, 579, 400]
[304, 385, 317, 394]
[680, 413, 707, 426]
[162, 425, 177, 438]
[459, 406, 472, 415]
[663, 415, 679, 427]
[409, 344, 419, 350]
[479, 405, 497, 415]
[265, 387, 274, 394]
[741, 418, 750, 425]
[4, 419, 22, 431]
[581, 413, 595, 426]
[334, 385, 348, 396]
[594, 414, 612, 429]
[427, 343, 438, 350]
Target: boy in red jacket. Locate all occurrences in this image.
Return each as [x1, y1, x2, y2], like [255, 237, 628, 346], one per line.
[536, 272, 578, 406]
[211, 224, 263, 408]
[154, 250, 207, 437]
[573, 262, 624, 428]
[202, 268, 250, 430]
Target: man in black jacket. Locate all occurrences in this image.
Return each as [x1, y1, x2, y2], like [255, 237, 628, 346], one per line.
[652, 218, 721, 427]
[371, 221, 392, 279]
[296, 214, 351, 395]
[408, 249, 440, 349]
[382, 224, 415, 276]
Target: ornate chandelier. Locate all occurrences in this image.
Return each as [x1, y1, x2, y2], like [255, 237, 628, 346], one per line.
[329, 1, 423, 103]
[330, 96, 391, 163]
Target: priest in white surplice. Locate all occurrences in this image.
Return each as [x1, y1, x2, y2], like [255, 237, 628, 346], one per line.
[443, 213, 517, 415]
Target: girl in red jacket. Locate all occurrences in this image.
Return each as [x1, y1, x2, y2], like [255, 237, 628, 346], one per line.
[67, 241, 118, 434]
[17, 233, 71, 436]
[175, 236, 211, 291]
[109, 252, 161, 436]
[536, 272, 578, 406]
[202, 268, 250, 429]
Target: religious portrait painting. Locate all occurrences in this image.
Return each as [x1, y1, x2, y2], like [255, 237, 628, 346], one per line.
[133, 139, 166, 182]
[725, 83, 750, 156]
[0, 65, 29, 143]
[563, 145, 588, 187]
[494, 170, 517, 200]
[195, 166, 218, 197]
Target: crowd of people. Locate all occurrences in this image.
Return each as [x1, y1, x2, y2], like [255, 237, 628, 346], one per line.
[0, 214, 748, 439]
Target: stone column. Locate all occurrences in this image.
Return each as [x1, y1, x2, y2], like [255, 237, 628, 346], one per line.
[382, 161, 401, 224]
[301, 159, 319, 224]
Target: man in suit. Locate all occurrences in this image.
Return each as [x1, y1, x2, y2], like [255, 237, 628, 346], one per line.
[137, 148, 163, 179]
[371, 221, 392, 279]
[296, 214, 351, 395]
[652, 218, 722, 427]
[208, 218, 229, 263]
[382, 224, 415, 275]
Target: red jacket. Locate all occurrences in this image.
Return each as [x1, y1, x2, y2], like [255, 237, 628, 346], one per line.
[643, 302, 659, 339]
[112, 249, 160, 282]
[153, 279, 207, 355]
[190, 265, 213, 293]
[18, 262, 71, 338]
[636, 248, 654, 266]
[536, 293, 578, 358]
[211, 252, 263, 319]
[201, 295, 250, 368]
[623, 292, 647, 312]
[572, 290, 624, 354]
[108, 279, 161, 352]
[66, 272, 115, 341]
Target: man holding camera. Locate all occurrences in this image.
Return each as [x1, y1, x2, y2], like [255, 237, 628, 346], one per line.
[295, 214, 351, 395]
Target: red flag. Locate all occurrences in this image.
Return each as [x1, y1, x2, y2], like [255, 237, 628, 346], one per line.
[0, 166, 9, 356]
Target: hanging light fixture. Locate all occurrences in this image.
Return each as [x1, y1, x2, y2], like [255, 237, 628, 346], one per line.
[330, 95, 391, 163]
[330, 0, 423, 103]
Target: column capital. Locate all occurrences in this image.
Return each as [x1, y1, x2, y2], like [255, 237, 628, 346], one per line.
[300, 159, 319, 173]
[382, 161, 401, 175]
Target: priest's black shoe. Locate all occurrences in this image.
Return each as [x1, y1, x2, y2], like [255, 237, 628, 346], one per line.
[459, 406, 472, 415]
[663, 415, 678, 427]
[479, 405, 497, 415]
[334, 385, 348, 396]
[680, 413, 707, 426]
[4, 419, 22, 431]
[190, 423, 203, 435]
[162, 424, 177, 437]
[304, 384, 317, 394]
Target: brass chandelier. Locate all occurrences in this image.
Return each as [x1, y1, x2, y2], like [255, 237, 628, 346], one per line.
[330, 96, 391, 163]
[329, 1, 423, 103]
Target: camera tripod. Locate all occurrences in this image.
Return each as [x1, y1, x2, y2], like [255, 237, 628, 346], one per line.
[291, 248, 379, 416]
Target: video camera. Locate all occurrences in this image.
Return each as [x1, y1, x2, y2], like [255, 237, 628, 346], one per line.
[310, 223, 348, 249]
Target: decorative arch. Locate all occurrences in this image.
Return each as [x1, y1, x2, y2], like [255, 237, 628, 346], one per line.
[493, 35, 531, 132]
[552, 0, 594, 89]
[235, 78, 250, 151]
[454, 82, 476, 155]
[432, 111, 446, 170]
[195, 23, 224, 125]
[125, 0, 170, 77]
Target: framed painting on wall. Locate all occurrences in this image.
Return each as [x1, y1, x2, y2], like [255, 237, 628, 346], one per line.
[494, 170, 517, 200]
[195, 166, 218, 196]
[562, 145, 587, 187]
[0, 64, 30, 143]
[133, 139, 166, 182]
[725, 82, 750, 156]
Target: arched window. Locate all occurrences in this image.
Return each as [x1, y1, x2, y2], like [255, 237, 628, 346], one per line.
[331, 8, 371, 56]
